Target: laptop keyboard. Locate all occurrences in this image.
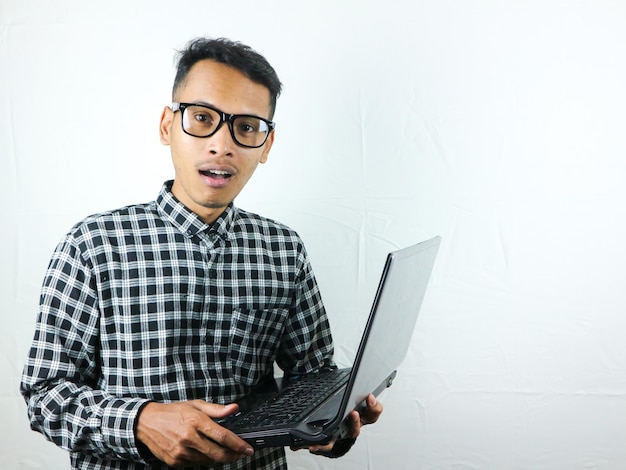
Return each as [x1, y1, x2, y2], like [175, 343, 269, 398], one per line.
[231, 369, 350, 429]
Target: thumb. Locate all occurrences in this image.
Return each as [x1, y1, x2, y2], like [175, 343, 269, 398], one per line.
[189, 400, 239, 418]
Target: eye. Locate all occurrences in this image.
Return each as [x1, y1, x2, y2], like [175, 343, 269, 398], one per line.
[236, 119, 259, 134]
[193, 111, 213, 125]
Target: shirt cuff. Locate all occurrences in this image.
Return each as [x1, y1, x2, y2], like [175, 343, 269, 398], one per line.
[101, 397, 152, 463]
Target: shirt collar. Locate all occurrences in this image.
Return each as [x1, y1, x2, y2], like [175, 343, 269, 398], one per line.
[156, 181, 237, 241]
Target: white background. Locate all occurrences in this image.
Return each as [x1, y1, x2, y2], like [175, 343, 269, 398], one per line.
[2, 1, 626, 469]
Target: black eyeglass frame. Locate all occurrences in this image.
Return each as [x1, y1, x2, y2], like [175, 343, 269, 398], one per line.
[171, 102, 276, 149]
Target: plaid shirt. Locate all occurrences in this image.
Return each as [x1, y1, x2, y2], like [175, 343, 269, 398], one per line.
[20, 181, 335, 470]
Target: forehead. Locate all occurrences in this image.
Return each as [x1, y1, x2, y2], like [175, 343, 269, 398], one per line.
[177, 59, 272, 117]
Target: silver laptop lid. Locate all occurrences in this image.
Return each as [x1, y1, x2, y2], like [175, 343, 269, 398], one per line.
[340, 236, 441, 421]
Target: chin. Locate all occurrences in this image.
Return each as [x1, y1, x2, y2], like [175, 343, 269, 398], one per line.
[201, 202, 229, 209]
[199, 197, 232, 210]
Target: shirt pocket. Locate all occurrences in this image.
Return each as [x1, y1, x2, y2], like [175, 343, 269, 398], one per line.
[229, 308, 288, 386]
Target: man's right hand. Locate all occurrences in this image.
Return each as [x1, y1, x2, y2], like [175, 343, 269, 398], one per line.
[136, 400, 254, 468]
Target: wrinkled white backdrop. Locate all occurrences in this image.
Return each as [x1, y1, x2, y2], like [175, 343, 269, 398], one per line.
[2, 1, 626, 469]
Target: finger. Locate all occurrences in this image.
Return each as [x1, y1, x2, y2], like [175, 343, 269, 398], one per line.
[179, 424, 253, 464]
[360, 394, 383, 425]
[198, 415, 254, 458]
[367, 394, 377, 408]
[346, 410, 362, 439]
[182, 401, 253, 459]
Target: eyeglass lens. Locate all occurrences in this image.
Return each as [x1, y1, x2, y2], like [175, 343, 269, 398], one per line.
[181, 104, 271, 148]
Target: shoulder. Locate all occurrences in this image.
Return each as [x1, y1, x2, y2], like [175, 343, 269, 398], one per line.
[233, 208, 302, 241]
[230, 208, 311, 262]
[71, 201, 157, 232]
[61, 200, 159, 251]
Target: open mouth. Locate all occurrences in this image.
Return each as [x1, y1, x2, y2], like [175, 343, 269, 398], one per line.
[199, 169, 233, 180]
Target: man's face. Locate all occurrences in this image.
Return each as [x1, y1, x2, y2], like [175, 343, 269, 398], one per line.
[160, 59, 274, 224]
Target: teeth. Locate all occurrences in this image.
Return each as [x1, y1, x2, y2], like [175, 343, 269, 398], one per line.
[208, 170, 230, 176]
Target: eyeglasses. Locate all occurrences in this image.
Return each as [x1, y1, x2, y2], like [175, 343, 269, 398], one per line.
[171, 102, 275, 148]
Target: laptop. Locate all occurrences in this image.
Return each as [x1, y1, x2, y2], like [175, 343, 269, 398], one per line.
[219, 236, 441, 448]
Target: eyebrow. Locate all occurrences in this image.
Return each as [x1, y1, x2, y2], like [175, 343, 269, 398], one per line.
[185, 99, 215, 108]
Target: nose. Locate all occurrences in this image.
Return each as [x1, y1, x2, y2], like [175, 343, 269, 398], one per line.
[207, 121, 235, 156]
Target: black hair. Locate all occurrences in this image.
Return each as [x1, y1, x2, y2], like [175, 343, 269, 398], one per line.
[172, 37, 282, 118]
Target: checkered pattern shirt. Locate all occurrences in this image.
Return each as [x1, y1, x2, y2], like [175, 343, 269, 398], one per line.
[20, 181, 335, 470]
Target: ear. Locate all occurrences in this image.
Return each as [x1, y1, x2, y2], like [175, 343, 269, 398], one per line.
[259, 129, 275, 164]
[159, 106, 174, 145]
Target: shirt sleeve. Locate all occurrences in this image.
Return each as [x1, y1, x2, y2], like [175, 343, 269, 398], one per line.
[275, 243, 335, 374]
[19, 232, 149, 463]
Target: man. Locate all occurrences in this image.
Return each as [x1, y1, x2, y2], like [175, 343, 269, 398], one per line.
[20, 37, 382, 469]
